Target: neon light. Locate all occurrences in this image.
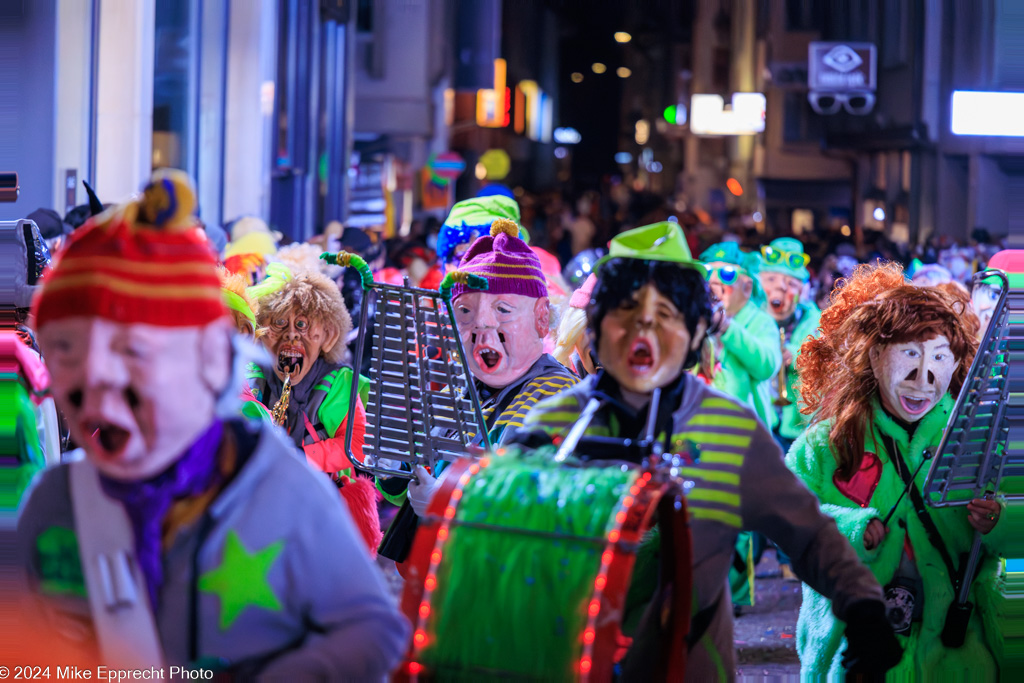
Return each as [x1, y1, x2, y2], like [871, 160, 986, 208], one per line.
[952, 90, 1024, 136]
[588, 599, 601, 617]
[414, 630, 427, 646]
[419, 602, 431, 618]
[691, 93, 766, 135]
[580, 657, 593, 674]
[408, 662, 422, 675]
[425, 575, 437, 591]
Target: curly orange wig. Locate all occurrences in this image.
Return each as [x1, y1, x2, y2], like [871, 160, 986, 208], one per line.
[798, 262, 978, 480]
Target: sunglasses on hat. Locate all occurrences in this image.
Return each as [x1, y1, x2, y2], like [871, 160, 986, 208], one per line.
[761, 245, 810, 269]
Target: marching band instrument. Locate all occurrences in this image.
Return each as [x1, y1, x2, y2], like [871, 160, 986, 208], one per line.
[395, 388, 694, 681]
[322, 251, 491, 480]
[271, 373, 292, 426]
[773, 327, 792, 407]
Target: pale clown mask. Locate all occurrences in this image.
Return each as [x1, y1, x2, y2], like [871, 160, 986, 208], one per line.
[598, 284, 706, 399]
[869, 334, 957, 423]
[759, 271, 804, 322]
[38, 317, 232, 481]
[263, 311, 339, 386]
[454, 291, 549, 389]
[705, 261, 751, 316]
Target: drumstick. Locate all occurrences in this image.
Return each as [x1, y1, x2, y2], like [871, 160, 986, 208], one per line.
[554, 398, 603, 462]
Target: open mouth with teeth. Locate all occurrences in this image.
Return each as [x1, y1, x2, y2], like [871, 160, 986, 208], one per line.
[277, 344, 305, 375]
[627, 339, 655, 375]
[83, 420, 131, 458]
[474, 345, 503, 373]
[899, 395, 932, 415]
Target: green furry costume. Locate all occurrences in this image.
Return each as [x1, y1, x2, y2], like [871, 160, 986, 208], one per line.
[786, 395, 1001, 680]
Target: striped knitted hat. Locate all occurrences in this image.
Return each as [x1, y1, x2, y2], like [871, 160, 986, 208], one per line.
[32, 169, 227, 328]
[450, 219, 547, 300]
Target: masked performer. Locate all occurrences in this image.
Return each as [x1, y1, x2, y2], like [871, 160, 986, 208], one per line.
[787, 262, 1001, 679]
[18, 170, 408, 676]
[246, 267, 381, 551]
[700, 242, 784, 607]
[758, 238, 820, 451]
[511, 221, 899, 680]
[436, 195, 522, 269]
[377, 218, 577, 559]
[700, 242, 782, 431]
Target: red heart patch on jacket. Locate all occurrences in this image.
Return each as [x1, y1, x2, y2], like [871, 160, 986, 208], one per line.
[833, 452, 883, 507]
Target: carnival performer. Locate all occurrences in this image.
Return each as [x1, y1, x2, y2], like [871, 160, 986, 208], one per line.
[436, 195, 522, 269]
[245, 265, 381, 551]
[377, 218, 577, 560]
[18, 170, 409, 676]
[512, 221, 900, 681]
[700, 241, 783, 608]
[757, 237, 820, 451]
[786, 262, 1001, 679]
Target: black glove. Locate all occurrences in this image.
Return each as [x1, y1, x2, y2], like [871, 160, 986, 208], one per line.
[842, 599, 903, 678]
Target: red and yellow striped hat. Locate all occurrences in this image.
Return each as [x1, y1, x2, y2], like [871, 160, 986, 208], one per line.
[32, 169, 227, 328]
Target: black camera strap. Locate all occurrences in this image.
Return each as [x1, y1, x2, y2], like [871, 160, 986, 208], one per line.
[881, 433, 961, 594]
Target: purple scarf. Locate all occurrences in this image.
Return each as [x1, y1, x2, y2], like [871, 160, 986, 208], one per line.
[100, 420, 225, 609]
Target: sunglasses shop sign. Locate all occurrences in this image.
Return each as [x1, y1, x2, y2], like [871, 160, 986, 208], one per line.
[808, 42, 877, 116]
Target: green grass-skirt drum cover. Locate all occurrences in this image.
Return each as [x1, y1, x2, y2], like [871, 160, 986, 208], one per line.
[396, 447, 692, 681]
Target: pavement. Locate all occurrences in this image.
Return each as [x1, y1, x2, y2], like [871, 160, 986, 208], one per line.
[377, 546, 804, 679]
[734, 549, 802, 680]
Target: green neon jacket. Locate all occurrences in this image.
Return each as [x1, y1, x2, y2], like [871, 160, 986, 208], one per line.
[786, 396, 1002, 680]
[712, 300, 782, 431]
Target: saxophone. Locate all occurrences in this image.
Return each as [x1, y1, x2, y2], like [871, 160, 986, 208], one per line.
[272, 373, 292, 426]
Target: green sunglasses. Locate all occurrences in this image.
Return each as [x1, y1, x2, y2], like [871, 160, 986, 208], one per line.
[761, 245, 810, 269]
[706, 265, 744, 285]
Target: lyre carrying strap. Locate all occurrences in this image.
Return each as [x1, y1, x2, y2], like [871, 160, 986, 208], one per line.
[881, 434, 960, 592]
[69, 460, 166, 667]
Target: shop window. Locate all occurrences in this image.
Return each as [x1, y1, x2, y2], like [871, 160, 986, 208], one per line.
[152, 0, 196, 172]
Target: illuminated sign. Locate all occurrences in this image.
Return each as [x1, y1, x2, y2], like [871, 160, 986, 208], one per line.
[690, 93, 766, 136]
[553, 127, 581, 144]
[476, 59, 508, 128]
[951, 91, 1024, 136]
[514, 80, 553, 142]
[808, 42, 876, 92]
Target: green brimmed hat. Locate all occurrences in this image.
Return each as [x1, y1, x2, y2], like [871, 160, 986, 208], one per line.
[759, 237, 810, 283]
[597, 221, 706, 276]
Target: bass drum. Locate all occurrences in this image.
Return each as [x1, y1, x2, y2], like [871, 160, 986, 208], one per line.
[394, 447, 692, 681]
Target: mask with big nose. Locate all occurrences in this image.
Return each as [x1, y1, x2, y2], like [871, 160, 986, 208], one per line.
[869, 334, 957, 423]
[454, 291, 549, 389]
[598, 284, 704, 398]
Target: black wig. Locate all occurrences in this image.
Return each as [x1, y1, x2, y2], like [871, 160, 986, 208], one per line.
[586, 257, 712, 370]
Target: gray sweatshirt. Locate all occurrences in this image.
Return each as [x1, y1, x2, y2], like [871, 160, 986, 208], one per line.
[17, 419, 410, 678]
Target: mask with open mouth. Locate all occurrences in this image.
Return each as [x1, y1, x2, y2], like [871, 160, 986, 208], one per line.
[598, 284, 704, 397]
[454, 291, 549, 389]
[38, 317, 231, 481]
[759, 271, 802, 322]
[869, 335, 957, 423]
[264, 312, 335, 386]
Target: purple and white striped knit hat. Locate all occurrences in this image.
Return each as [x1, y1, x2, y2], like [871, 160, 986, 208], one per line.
[450, 219, 548, 300]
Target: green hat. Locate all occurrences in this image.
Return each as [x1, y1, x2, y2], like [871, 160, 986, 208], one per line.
[597, 221, 706, 276]
[759, 237, 810, 282]
[439, 196, 524, 264]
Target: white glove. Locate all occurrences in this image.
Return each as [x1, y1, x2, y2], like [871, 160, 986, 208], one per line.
[407, 465, 439, 516]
